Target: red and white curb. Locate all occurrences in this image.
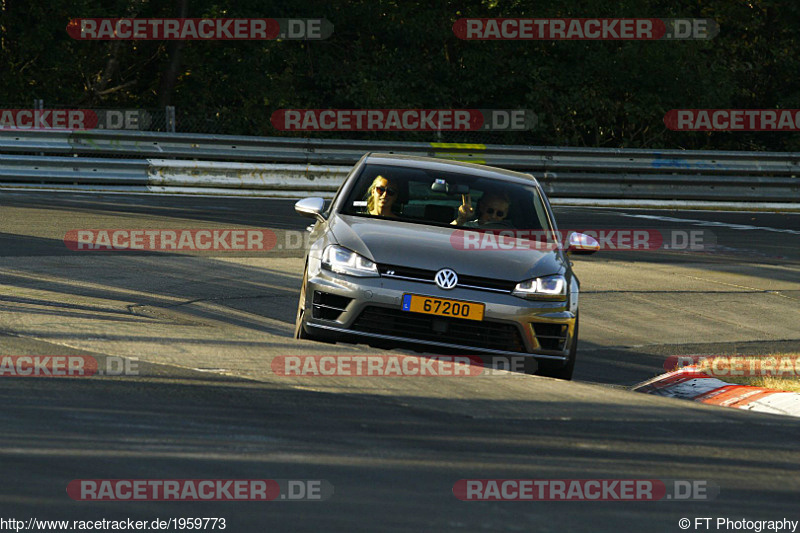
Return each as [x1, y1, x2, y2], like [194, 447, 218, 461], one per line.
[633, 367, 800, 418]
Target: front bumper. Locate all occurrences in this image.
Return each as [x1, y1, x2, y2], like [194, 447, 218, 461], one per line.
[302, 263, 577, 361]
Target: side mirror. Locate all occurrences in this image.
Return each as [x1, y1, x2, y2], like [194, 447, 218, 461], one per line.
[295, 197, 326, 219]
[565, 232, 600, 255]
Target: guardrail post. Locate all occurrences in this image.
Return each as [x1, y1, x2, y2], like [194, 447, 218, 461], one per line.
[34, 99, 44, 155]
[166, 106, 176, 133]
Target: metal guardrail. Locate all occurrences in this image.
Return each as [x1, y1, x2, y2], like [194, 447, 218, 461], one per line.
[148, 160, 349, 198]
[0, 155, 149, 185]
[2, 129, 799, 166]
[0, 130, 798, 204]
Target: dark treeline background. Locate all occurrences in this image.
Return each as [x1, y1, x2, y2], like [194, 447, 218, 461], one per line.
[1, 0, 798, 150]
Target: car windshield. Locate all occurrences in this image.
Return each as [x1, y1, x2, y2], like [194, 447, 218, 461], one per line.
[339, 163, 554, 234]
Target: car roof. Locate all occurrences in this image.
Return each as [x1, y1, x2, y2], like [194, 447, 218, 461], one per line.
[364, 153, 540, 187]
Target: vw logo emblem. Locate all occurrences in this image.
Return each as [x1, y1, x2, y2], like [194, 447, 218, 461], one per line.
[435, 268, 458, 290]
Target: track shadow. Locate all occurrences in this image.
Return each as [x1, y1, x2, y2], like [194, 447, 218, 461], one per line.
[0, 372, 798, 532]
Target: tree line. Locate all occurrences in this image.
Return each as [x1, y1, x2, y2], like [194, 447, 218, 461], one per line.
[1, 0, 798, 151]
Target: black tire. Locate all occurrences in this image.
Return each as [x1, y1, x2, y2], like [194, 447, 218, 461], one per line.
[294, 266, 311, 339]
[535, 315, 578, 380]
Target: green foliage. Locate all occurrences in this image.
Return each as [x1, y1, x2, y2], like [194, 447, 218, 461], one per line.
[1, 0, 799, 150]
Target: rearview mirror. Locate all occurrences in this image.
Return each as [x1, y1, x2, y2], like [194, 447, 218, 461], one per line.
[431, 179, 469, 195]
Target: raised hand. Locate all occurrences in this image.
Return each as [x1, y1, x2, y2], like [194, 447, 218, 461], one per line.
[456, 193, 474, 223]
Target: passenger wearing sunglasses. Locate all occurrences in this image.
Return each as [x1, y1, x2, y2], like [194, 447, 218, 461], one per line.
[366, 175, 399, 218]
[452, 191, 510, 227]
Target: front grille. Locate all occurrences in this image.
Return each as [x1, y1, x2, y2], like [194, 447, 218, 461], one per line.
[351, 306, 526, 352]
[312, 291, 352, 321]
[378, 264, 432, 281]
[378, 264, 516, 293]
[532, 323, 568, 351]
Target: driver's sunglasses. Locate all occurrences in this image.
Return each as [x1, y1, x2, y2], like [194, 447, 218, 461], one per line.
[484, 207, 505, 217]
[374, 186, 397, 196]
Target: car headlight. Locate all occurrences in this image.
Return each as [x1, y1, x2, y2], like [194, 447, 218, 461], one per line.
[321, 245, 379, 277]
[512, 275, 567, 300]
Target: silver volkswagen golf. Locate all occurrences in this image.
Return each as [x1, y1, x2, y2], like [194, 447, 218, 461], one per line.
[294, 153, 598, 379]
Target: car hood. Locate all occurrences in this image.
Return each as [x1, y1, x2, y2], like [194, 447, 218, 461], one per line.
[330, 214, 566, 281]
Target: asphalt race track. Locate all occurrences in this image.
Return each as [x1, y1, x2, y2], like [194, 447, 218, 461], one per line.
[1, 190, 799, 532]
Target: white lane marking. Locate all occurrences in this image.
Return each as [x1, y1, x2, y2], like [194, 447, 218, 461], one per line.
[620, 213, 800, 235]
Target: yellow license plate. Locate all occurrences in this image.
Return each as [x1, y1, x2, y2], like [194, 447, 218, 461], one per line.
[401, 294, 485, 321]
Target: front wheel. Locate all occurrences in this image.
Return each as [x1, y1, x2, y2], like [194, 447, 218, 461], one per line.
[535, 315, 578, 380]
[294, 266, 311, 339]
